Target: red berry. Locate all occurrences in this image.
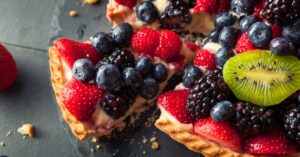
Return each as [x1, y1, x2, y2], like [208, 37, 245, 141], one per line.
[217, 0, 230, 13]
[244, 130, 297, 155]
[61, 79, 105, 121]
[115, 0, 137, 8]
[271, 24, 282, 38]
[194, 118, 242, 151]
[193, 0, 217, 13]
[54, 38, 101, 68]
[154, 30, 182, 61]
[185, 41, 201, 52]
[131, 28, 160, 57]
[157, 90, 193, 124]
[253, 0, 267, 20]
[0, 44, 17, 90]
[235, 33, 256, 54]
[193, 49, 216, 71]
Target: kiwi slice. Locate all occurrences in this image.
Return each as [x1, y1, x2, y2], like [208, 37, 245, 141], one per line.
[223, 50, 300, 106]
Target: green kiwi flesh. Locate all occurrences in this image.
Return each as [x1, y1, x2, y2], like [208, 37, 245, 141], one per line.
[223, 50, 300, 107]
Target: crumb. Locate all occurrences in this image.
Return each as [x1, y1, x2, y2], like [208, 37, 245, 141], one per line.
[142, 138, 147, 144]
[91, 148, 95, 152]
[151, 141, 160, 150]
[142, 150, 146, 154]
[150, 137, 157, 143]
[0, 141, 5, 147]
[69, 10, 78, 17]
[22, 136, 26, 139]
[6, 131, 12, 137]
[83, 0, 99, 4]
[129, 138, 136, 145]
[17, 124, 34, 137]
[91, 136, 99, 143]
[96, 144, 101, 150]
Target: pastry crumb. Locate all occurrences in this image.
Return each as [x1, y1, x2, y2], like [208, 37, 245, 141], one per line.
[142, 150, 146, 154]
[150, 137, 157, 142]
[17, 124, 34, 138]
[6, 131, 12, 137]
[142, 138, 147, 144]
[91, 136, 99, 143]
[96, 144, 101, 150]
[69, 10, 78, 17]
[0, 141, 5, 147]
[91, 148, 95, 152]
[83, 0, 99, 4]
[151, 141, 160, 150]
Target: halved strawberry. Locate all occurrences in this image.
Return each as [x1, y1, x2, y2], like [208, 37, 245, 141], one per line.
[115, 0, 137, 8]
[61, 79, 105, 121]
[157, 90, 193, 124]
[244, 130, 298, 155]
[193, 0, 217, 13]
[194, 118, 242, 151]
[54, 38, 101, 68]
[0, 44, 17, 90]
[235, 33, 255, 54]
[193, 49, 216, 71]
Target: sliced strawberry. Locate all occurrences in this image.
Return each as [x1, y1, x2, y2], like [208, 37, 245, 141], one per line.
[154, 30, 183, 61]
[244, 130, 297, 155]
[0, 44, 17, 90]
[271, 24, 282, 38]
[185, 41, 201, 52]
[157, 90, 193, 124]
[194, 118, 242, 151]
[235, 33, 256, 54]
[54, 38, 101, 68]
[193, 49, 216, 71]
[61, 79, 105, 121]
[193, 0, 217, 13]
[131, 28, 160, 57]
[115, 0, 137, 8]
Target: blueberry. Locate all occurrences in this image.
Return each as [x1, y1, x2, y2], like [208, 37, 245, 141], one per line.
[214, 12, 236, 28]
[111, 23, 134, 47]
[248, 22, 272, 48]
[216, 47, 231, 67]
[210, 101, 234, 122]
[135, 57, 153, 76]
[205, 28, 221, 43]
[218, 27, 239, 48]
[230, 0, 256, 15]
[96, 64, 122, 91]
[240, 15, 257, 32]
[183, 65, 203, 88]
[270, 38, 294, 55]
[282, 24, 300, 47]
[153, 63, 168, 82]
[136, 1, 159, 24]
[72, 59, 94, 82]
[91, 32, 115, 55]
[139, 77, 159, 99]
[122, 67, 143, 90]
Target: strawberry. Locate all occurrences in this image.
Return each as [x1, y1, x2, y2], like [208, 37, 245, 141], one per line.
[193, 49, 216, 71]
[194, 118, 242, 151]
[54, 38, 101, 68]
[271, 24, 282, 38]
[0, 44, 17, 90]
[193, 0, 217, 13]
[185, 41, 201, 52]
[154, 30, 183, 61]
[131, 28, 160, 57]
[244, 130, 297, 155]
[157, 90, 193, 124]
[61, 79, 105, 121]
[115, 0, 137, 8]
[235, 33, 256, 54]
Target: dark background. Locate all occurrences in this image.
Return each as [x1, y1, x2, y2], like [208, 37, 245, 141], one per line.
[0, 0, 203, 156]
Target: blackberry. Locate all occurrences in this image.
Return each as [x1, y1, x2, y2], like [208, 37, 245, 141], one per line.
[233, 102, 276, 136]
[160, 0, 192, 30]
[95, 49, 135, 71]
[186, 69, 232, 120]
[261, 0, 300, 25]
[282, 103, 300, 145]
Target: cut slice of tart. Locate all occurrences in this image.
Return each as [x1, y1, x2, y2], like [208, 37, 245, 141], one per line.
[49, 24, 196, 140]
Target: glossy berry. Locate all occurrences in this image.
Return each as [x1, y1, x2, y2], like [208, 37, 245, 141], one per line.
[205, 28, 221, 43]
[91, 32, 115, 55]
[136, 1, 159, 24]
[235, 33, 255, 54]
[230, 0, 256, 15]
[240, 15, 257, 33]
[193, 49, 216, 71]
[139, 77, 159, 99]
[100, 93, 130, 119]
[153, 63, 168, 82]
[115, 0, 137, 8]
[72, 59, 94, 82]
[248, 22, 272, 48]
[182, 65, 203, 88]
[270, 38, 294, 55]
[193, 0, 217, 13]
[0, 44, 17, 90]
[122, 67, 143, 89]
[218, 27, 239, 48]
[216, 47, 231, 67]
[110, 23, 134, 47]
[135, 57, 153, 76]
[282, 24, 300, 46]
[214, 12, 236, 28]
[210, 101, 234, 122]
[96, 64, 122, 91]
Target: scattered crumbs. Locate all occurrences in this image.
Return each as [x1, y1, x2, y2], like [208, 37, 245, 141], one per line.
[150, 137, 157, 143]
[69, 10, 78, 17]
[17, 124, 34, 138]
[129, 138, 136, 145]
[112, 149, 120, 157]
[83, 0, 99, 5]
[22, 136, 26, 139]
[96, 144, 101, 150]
[91, 148, 95, 152]
[6, 131, 12, 137]
[0, 141, 5, 147]
[151, 141, 160, 150]
[91, 136, 99, 143]
[142, 136, 147, 144]
[142, 150, 146, 155]
[144, 116, 156, 128]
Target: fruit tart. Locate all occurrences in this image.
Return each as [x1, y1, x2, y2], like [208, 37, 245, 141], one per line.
[49, 23, 196, 140]
[156, 0, 300, 156]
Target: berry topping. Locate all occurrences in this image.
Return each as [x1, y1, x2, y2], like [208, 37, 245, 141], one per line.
[158, 90, 193, 124]
[194, 118, 241, 151]
[135, 1, 159, 24]
[205, 28, 221, 43]
[218, 27, 239, 48]
[135, 57, 153, 76]
[215, 47, 231, 67]
[282, 24, 300, 46]
[185, 41, 200, 52]
[282, 103, 300, 146]
[210, 100, 234, 122]
[110, 23, 134, 47]
[248, 22, 272, 48]
[193, 0, 217, 13]
[61, 79, 105, 121]
[152, 63, 168, 82]
[193, 49, 216, 71]
[214, 12, 236, 28]
[270, 37, 294, 55]
[122, 67, 143, 90]
[115, 0, 137, 8]
[271, 24, 283, 38]
[182, 65, 203, 88]
[96, 64, 122, 92]
[72, 59, 94, 82]
[0, 44, 17, 90]
[230, 0, 257, 15]
[240, 15, 257, 33]
[90, 32, 115, 55]
[235, 33, 255, 54]
[139, 77, 159, 99]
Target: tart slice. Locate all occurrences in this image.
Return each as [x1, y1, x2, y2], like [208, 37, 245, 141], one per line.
[49, 23, 196, 140]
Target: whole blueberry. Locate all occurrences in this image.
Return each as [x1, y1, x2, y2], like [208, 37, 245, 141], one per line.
[216, 47, 231, 67]
[136, 1, 159, 24]
[248, 22, 272, 48]
[183, 65, 203, 88]
[210, 101, 234, 122]
[214, 12, 236, 28]
[205, 28, 221, 43]
[230, 0, 256, 15]
[111, 23, 134, 47]
[91, 32, 115, 55]
[122, 67, 143, 90]
[139, 77, 159, 99]
[73, 59, 94, 82]
[96, 64, 122, 91]
[153, 63, 168, 82]
[270, 38, 294, 55]
[240, 15, 257, 32]
[282, 24, 300, 47]
[135, 57, 153, 76]
[218, 27, 239, 48]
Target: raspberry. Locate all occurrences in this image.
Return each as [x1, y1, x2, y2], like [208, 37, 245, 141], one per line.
[115, 0, 137, 8]
[252, 0, 266, 20]
[271, 24, 283, 38]
[235, 33, 255, 54]
[193, 0, 217, 13]
[193, 49, 216, 71]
